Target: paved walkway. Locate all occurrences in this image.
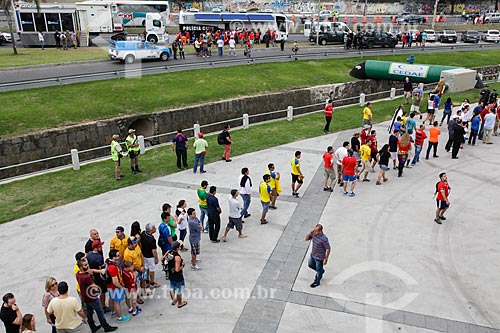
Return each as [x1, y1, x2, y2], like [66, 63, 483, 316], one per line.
[2, 120, 500, 333]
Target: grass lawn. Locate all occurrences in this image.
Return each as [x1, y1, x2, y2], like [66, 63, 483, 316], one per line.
[0, 47, 107, 68]
[2, 49, 500, 139]
[0, 83, 496, 224]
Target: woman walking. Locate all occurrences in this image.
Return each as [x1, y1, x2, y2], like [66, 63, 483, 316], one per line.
[41, 277, 59, 333]
[440, 97, 453, 126]
[376, 144, 391, 185]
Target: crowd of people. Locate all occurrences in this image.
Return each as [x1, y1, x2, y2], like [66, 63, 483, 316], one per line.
[322, 77, 499, 220]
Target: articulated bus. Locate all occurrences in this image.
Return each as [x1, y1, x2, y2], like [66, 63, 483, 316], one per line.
[178, 11, 289, 40]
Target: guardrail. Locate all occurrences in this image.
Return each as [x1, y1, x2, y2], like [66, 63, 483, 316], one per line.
[1, 84, 440, 181]
[1, 43, 499, 91]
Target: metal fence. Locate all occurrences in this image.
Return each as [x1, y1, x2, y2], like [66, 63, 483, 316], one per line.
[1, 85, 435, 182]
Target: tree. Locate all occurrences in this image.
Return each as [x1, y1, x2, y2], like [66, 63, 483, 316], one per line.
[1, 0, 39, 54]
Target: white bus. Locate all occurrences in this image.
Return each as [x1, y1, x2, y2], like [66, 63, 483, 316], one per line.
[178, 11, 289, 40]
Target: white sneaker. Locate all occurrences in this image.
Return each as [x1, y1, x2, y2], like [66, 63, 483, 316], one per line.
[238, 234, 247, 238]
[222, 237, 227, 242]
[191, 265, 202, 271]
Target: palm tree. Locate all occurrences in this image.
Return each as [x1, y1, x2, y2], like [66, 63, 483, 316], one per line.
[1, 0, 39, 54]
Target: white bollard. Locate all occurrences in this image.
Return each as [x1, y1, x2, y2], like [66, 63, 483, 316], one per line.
[71, 149, 80, 171]
[243, 113, 249, 129]
[287, 106, 293, 121]
[359, 93, 366, 106]
[390, 87, 396, 100]
[194, 123, 201, 137]
[138, 135, 145, 154]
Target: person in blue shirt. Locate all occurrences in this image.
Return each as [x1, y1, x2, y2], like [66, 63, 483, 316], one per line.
[158, 212, 173, 255]
[468, 114, 481, 145]
[440, 97, 453, 126]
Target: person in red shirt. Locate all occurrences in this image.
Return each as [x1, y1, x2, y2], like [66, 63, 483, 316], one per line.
[434, 172, 451, 224]
[368, 130, 378, 171]
[107, 250, 130, 322]
[360, 125, 371, 145]
[341, 149, 358, 197]
[322, 146, 335, 192]
[323, 99, 333, 134]
[411, 124, 427, 165]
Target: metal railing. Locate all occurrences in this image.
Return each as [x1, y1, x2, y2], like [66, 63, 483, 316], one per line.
[0, 86, 412, 180]
[1, 42, 499, 91]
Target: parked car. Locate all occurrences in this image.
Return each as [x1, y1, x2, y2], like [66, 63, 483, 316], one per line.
[397, 14, 425, 24]
[482, 29, 500, 42]
[108, 41, 172, 64]
[484, 13, 500, 23]
[438, 29, 457, 43]
[309, 26, 345, 45]
[388, 26, 402, 41]
[423, 29, 436, 42]
[362, 30, 398, 48]
[1, 32, 12, 42]
[461, 30, 481, 43]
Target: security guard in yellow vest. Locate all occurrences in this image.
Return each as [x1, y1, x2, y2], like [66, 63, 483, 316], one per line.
[126, 129, 142, 174]
[111, 134, 125, 180]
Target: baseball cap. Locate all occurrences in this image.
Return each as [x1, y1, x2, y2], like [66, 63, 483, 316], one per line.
[128, 129, 135, 134]
[115, 226, 124, 232]
[92, 240, 104, 248]
[198, 132, 204, 138]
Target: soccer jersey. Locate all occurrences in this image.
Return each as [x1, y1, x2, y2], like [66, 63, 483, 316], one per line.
[259, 182, 271, 202]
[360, 145, 371, 162]
[291, 158, 300, 175]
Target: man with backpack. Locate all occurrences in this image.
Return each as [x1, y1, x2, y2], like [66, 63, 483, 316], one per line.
[434, 172, 451, 224]
[218, 124, 234, 162]
[158, 212, 174, 255]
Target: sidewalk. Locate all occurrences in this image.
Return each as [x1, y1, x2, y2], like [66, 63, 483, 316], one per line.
[1, 120, 499, 333]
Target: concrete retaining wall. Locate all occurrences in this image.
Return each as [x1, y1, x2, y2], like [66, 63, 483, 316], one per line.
[0, 73, 484, 179]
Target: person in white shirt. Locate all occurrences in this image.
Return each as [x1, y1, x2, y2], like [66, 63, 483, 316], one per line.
[483, 109, 496, 144]
[222, 189, 247, 241]
[238, 168, 252, 218]
[217, 37, 224, 56]
[335, 141, 350, 186]
[175, 200, 189, 251]
[228, 37, 236, 56]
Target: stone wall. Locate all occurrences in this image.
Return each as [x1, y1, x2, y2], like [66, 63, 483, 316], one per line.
[0, 78, 431, 179]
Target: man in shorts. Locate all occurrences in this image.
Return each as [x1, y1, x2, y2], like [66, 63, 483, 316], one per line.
[259, 174, 272, 224]
[434, 172, 451, 224]
[140, 223, 160, 289]
[359, 138, 372, 182]
[322, 146, 335, 192]
[334, 142, 349, 186]
[222, 189, 247, 241]
[389, 130, 399, 169]
[187, 208, 202, 271]
[342, 149, 357, 197]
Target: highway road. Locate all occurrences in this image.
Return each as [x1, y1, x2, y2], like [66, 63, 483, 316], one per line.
[1, 34, 500, 92]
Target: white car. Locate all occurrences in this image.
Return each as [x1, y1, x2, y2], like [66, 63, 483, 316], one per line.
[109, 41, 172, 64]
[423, 29, 436, 42]
[482, 29, 500, 42]
[1, 32, 12, 42]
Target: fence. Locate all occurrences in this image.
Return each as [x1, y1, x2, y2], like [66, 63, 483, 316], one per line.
[1, 84, 437, 182]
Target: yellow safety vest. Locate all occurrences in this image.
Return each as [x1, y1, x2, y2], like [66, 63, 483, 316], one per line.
[126, 135, 140, 152]
[111, 140, 121, 161]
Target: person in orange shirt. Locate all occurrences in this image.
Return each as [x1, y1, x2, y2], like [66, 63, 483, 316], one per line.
[425, 121, 440, 159]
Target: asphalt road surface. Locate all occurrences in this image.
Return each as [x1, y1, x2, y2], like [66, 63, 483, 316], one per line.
[1, 33, 500, 92]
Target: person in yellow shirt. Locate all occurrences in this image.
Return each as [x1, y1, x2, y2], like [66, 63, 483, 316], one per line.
[359, 138, 372, 182]
[259, 174, 272, 225]
[123, 236, 145, 303]
[362, 102, 373, 127]
[291, 151, 304, 197]
[110, 226, 129, 261]
[265, 163, 281, 209]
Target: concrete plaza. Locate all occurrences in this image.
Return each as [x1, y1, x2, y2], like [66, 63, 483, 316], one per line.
[1, 120, 499, 333]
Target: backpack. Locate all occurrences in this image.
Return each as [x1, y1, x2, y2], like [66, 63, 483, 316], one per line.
[217, 131, 225, 145]
[101, 262, 112, 284]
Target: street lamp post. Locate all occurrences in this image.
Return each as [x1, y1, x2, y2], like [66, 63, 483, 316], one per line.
[432, 0, 439, 30]
[316, 0, 321, 45]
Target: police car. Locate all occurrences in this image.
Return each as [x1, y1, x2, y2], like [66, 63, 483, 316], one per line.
[108, 41, 172, 64]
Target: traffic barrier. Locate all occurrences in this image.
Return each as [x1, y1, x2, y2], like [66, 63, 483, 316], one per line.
[391, 16, 396, 23]
[291, 15, 295, 23]
[442, 15, 447, 22]
[362, 16, 367, 24]
[359, 93, 365, 106]
[71, 149, 80, 171]
[353, 16, 358, 24]
[344, 16, 348, 24]
[425, 16, 429, 23]
[138, 135, 145, 155]
[373, 16, 377, 23]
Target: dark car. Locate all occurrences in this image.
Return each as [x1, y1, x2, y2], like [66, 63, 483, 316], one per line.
[397, 14, 425, 24]
[309, 26, 345, 45]
[461, 30, 480, 43]
[362, 30, 398, 48]
[0, 34, 5, 46]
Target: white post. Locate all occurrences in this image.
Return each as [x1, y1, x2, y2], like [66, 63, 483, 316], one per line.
[194, 123, 201, 137]
[138, 135, 145, 154]
[287, 106, 293, 121]
[390, 87, 396, 100]
[71, 149, 80, 171]
[359, 93, 366, 106]
[243, 113, 249, 129]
